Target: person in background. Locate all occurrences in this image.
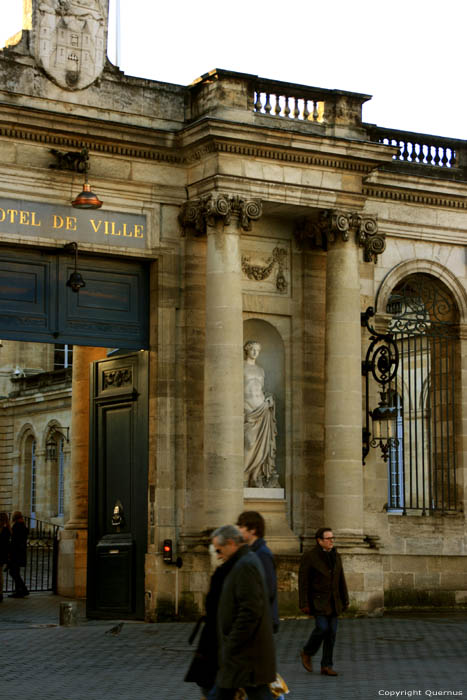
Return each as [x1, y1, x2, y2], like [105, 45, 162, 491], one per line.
[0, 512, 11, 602]
[298, 527, 349, 676]
[8, 511, 29, 598]
[236, 511, 279, 633]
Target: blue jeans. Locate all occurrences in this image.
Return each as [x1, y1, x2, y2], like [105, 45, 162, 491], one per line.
[303, 614, 338, 668]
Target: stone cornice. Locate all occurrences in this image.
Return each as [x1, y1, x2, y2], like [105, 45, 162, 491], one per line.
[363, 183, 467, 209]
[295, 209, 384, 262]
[0, 118, 381, 174]
[179, 193, 262, 235]
[0, 121, 180, 164]
[2, 104, 465, 199]
[183, 139, 373, 173]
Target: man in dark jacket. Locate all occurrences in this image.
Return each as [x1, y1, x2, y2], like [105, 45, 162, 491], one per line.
[9, 511, 29, 598]
[298, 527, 349, 676]
[212, 524, 276, 700]
[236, 510, 279, 633]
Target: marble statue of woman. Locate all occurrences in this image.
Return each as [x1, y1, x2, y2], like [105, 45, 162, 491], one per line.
[243, 340, 280, 488]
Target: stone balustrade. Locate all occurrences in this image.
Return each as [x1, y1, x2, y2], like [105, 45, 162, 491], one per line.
[253, 79, 326, 122]
[367, 125, 467, 170]
[189, 69, 371, 128]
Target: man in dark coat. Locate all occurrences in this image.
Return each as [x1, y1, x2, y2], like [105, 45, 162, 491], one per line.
[9, 511, 29, 598]
[212, 524, 276, 700]
[236, 510, 279, 633]
[298, 526, 349, 676]
[184, 554, 237, 698]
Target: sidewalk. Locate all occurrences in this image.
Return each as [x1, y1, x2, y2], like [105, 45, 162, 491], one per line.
[0, 593, 466, 700]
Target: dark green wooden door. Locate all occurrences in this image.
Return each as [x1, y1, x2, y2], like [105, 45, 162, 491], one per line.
[87, 351, 148, 619]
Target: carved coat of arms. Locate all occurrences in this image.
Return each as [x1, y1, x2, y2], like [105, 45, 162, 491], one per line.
[31, 0, 108, 90]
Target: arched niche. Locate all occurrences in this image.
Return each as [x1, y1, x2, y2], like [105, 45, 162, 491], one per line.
[243, 318, 285, 486]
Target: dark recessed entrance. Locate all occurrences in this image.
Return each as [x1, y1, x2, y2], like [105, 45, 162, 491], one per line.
[0, 245, 150, 619]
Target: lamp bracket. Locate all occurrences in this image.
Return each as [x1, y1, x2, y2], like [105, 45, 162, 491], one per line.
[362, 306, 400, 464]
[361, 306, 398, 385]
[49, 426, 70, 443]
[64, 241, 78, 255]
[49, 148, 89, 173]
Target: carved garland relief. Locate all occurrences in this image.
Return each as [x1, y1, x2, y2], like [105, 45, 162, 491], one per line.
[241, 246, 288, 293]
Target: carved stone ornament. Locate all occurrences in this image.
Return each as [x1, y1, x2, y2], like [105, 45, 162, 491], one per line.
[102, 367, 132, 390]
[357, 216, 386, 263]
[294, 210, 385, 262]
[242, 247, 288, 292]
[49, 147, 88, 172]
[179, 194, 262, 235]
[31, 0, 108, 91]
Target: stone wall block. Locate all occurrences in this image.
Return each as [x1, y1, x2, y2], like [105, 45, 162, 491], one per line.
[440, 571, 467, 590]
[385, 572, 414, 590]
[414, 573, 441, 589]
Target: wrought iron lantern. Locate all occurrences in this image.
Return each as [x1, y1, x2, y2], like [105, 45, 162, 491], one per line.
[46, 426, 70, 461]
[65, 241, 85, 292]
[362, 307, 399, 463]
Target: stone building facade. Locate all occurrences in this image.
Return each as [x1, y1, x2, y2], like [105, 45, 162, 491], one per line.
[0, 0, 465, 618]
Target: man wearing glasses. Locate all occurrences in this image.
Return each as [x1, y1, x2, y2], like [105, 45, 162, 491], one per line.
[211, 524, 276, 700]
[298, 527, 349, 677]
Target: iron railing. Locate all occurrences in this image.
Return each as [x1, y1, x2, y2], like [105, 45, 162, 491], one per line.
[2, 516, 61, 593]
[385, 275, 459, 514]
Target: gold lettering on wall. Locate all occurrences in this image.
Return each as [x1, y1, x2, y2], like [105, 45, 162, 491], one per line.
[0, 199, 145, 246]
[100, 220, 145, 239]
[90, 219, 102, 233]
[53, 215, 77, 230]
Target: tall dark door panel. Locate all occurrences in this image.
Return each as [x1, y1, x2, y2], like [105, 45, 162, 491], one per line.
[87, 351, 148, 619]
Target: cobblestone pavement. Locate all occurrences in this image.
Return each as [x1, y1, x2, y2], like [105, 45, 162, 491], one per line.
[0, 593, 465, 700]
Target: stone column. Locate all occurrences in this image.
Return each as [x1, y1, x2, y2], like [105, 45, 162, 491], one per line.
[180, 194, 262, 527]
[58, 345, 107, 597]
[321, 212, 382, 543]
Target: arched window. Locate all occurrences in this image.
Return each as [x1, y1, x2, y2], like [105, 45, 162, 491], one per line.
[386, 274, 458, 513]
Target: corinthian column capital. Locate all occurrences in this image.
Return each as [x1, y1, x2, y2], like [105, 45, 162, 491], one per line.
[179, 194, 262, 235]
[294, 209, 385, 262]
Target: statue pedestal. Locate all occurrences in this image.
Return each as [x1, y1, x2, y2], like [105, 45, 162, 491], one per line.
[244, 487, 284, 500]
[243, 490, 300, 554]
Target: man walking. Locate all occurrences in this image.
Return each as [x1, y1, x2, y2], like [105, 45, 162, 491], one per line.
[236, 510, 279, 633]
[298, 527, 349, 676]
[212, 524, 276, 700]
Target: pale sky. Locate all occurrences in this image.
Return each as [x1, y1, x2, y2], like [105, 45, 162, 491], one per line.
[1, 0, 466, 139]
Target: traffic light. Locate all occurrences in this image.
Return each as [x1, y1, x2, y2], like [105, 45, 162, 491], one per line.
[162, 539, 173, 563]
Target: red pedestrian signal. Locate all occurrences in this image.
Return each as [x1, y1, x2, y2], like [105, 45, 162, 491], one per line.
[162, 539, 173, 563]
